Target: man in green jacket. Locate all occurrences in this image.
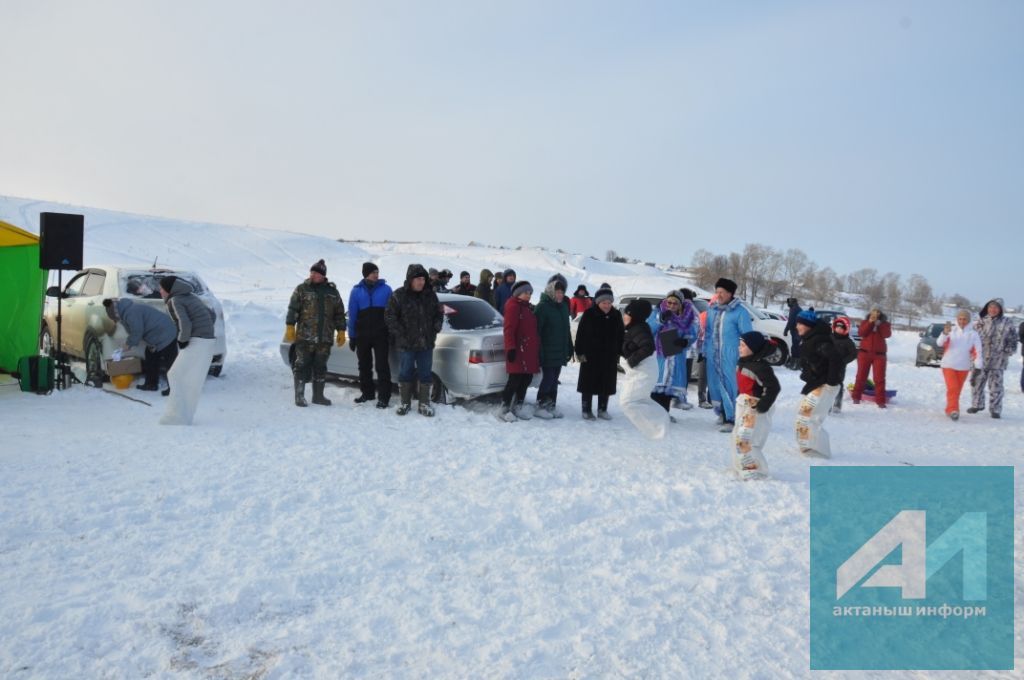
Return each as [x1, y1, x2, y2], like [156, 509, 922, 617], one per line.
[534, 274, 574, 419]
[285, 259, 347, 407]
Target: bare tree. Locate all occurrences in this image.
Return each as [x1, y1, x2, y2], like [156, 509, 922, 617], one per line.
[948, 293, 972, 309]
[845, 268, 879, 295]
[780, 248, 810, 298]
[807, 266, 840, 307]
[606, 249, 618, 263]
[882, 272, 902, 318]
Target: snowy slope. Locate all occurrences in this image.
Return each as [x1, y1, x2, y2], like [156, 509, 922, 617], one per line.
[1, 196, 1022, 678]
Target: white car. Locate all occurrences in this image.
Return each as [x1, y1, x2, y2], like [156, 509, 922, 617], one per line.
[41, 266, 228, 384]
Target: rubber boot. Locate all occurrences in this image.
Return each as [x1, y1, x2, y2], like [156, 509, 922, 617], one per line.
[294, 378, 308, 407]
[418, 383, 434, 417]
[396, 382, 413, 415]
[311, 381, 332, 406]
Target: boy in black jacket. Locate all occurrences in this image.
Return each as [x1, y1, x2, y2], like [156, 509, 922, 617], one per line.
[793, 311, 843, 457]
[829, 315, 858, 414]
[733, 331, 781, 480]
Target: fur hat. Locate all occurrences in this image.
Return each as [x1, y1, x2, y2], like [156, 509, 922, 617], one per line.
[545, 274, 568, 297]
[362, 262, 378, 278]
[796, 310, 818, 327]
[511, 280, 533, 297]
[681, 288, 696, 300]
[310, 259, 327, 276]
[715, 278, 737, 295]
[740, 331, 767, 354]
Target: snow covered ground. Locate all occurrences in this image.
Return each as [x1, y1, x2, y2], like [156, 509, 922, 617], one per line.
[1, 196, 1022, 678]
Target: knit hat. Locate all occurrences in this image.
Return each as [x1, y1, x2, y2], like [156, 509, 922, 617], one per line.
[623, 298, 653, 322]
[715, 278, 737, 295]
[593, 286, 614, 305]
[740, 331, 767, 354]
[511, 280, 533, 297]
[681, 288, 696, 300]
[665, 290, 682, 305]
[159, 275, 178, 293]
[362, 262, 378, 278]
[310, 259, 327, 276]
[832, 315, 851, 334]
[796, 310, 818, 327]
[545, 273, 568, 297]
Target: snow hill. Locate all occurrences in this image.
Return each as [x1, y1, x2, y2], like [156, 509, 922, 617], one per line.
[1, 195, 1022, 678]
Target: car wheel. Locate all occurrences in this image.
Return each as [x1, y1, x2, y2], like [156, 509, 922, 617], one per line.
[39, 324, 54, 358]
[430, 373, 448, 404]
[766, 339, 789, 367]
[84, 334, 106, 387]
[208, 364, 223, 377]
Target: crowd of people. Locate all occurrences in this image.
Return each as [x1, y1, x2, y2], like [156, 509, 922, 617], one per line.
[101, 258, 1023, 482]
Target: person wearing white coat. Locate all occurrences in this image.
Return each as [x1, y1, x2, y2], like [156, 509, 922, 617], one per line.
[938, 309, 983, 420]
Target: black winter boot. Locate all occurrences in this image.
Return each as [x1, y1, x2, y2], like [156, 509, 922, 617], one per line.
[396, 383, 413, 416]
[294, 378, 308, 407]
[311, 381, 332, 406]
[418, 383, 434, 417]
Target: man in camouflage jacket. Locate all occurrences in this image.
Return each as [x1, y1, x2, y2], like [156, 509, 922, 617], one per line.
[285, 259, 346, 407]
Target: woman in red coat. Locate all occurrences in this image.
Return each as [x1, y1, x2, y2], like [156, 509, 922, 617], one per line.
[851, 307, 892, 407]
[569, 285, 593, 319]
[500, 281, 541, 421]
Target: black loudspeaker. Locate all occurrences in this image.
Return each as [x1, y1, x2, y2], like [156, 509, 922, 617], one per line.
[39, 212, 84, 270]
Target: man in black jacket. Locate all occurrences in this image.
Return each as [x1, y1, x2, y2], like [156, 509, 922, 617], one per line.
[385, 264, 445, 416]
[793, 311, 842, 457]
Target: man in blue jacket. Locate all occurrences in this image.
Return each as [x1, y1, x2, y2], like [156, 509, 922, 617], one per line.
[493, 269, 517, 312]
[103, 297, 178, 393]
[348, 262, 394, 407]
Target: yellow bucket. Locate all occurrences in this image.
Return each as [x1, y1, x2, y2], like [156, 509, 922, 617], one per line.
[111, 374, 134, 390]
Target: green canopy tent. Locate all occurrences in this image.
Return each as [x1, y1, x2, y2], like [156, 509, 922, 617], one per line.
[0, 220, 47, 373]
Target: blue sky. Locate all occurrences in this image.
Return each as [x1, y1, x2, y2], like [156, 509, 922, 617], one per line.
[1, 1, 1020, 304]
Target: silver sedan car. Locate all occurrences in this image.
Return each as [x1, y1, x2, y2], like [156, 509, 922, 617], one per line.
[280, 294, 516, 403]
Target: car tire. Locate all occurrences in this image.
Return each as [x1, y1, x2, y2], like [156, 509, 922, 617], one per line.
[84, 333, 106, 387]
[766, 338, 789, 367]
[39, 324, 54, 358]
[430, 373, 449, 404]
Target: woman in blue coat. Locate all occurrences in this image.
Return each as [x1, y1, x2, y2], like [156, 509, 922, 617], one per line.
[705, 278, 752, 431]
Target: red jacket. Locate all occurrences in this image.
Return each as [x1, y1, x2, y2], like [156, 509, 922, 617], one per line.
[858, 318, 892, 355]
[569, 295, 593, 319]
[504, 297, 541, 374]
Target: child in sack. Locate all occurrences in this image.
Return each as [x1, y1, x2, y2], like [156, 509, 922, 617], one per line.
[732, 331, 781, 480]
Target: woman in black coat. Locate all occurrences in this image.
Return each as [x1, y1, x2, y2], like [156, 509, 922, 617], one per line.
[573, 286, 624, 420]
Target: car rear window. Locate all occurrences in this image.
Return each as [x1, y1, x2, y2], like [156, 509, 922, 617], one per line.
[123, 272, 206, 298]
[443, 299, 503, 330]
[928, 324, 943, 337]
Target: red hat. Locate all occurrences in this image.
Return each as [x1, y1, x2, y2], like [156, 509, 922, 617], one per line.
[832, 315, 851, 334]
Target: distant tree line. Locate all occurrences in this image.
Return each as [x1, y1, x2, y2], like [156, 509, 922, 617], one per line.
[688, 244, 963, 326]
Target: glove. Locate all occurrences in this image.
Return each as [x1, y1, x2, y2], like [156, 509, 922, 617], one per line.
[336, 330, 347, 347]
[284, 324, 296, 343]
[178, 340, 189, 350]
[507, 349, 516, 363]
[673, 337, 689, 349]
[756, 401, 770, 414]
[349, 338, 358, 352]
